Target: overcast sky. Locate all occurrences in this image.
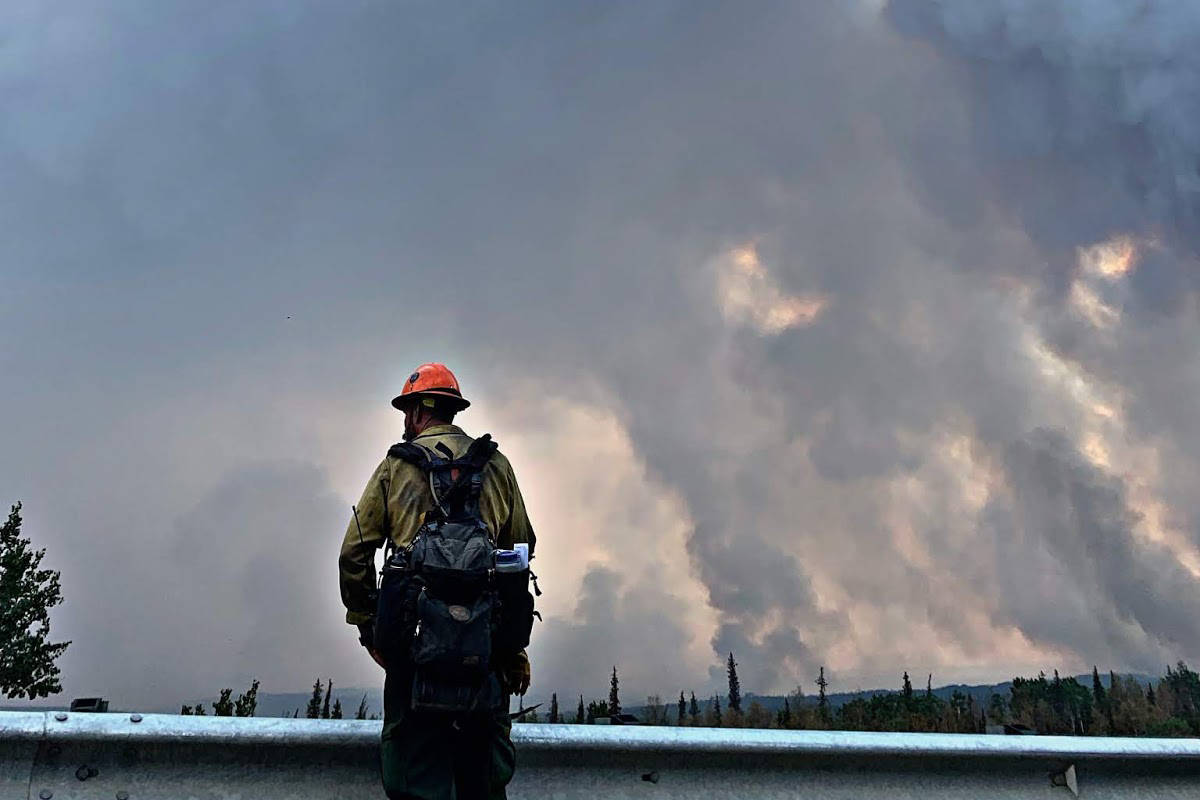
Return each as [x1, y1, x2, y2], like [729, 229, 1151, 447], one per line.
[6, 0, 1200, 711]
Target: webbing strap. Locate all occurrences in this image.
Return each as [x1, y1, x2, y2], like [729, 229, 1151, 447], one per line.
[387, 434, 498, 517]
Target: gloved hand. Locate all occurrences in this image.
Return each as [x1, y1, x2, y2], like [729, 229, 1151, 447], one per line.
[500, 650, 531, 696]
[357, 621, 386, 670]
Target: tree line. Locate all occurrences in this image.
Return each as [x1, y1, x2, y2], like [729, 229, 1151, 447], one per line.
[180, 677, 378, 720]
[531, 654, 1200, 736]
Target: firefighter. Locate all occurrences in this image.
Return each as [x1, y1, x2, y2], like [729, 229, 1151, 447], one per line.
[339, 363, 536, 799]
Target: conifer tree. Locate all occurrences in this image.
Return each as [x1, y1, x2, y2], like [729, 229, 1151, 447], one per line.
[1108, 670, 1119, 729]
[586, 699, 610, 724]
[193, 703, 206, 716]
[712, 695, 722, 727]
[213, 689, 234, 716]
[575, 695, 585, 724]
[689, 691, 699, 721]
[727, 652, 742, 713]
[678, 691, 687, 725]
[902, 672, 913, 701]
[331, 698, 343, 719]
[0, 503, 70, 700]
[321, 679, 333, 719]
[355, 694, 369, 720]
[305, 679, 323, 719]
[609, 666, 621, 716]
[549, 693, 559, 723]
[777, 697, 792, 729]
[817, 667, 830, 724]
[1092, 666, 1107, 708]
[234, 679, 260, 717]
[926, 674, 932, 700]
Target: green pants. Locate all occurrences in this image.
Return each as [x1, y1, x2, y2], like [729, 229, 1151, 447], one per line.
[380, 669, 515, 800]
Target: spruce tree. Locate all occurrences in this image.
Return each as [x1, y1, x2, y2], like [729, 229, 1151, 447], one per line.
[355, 694, 369, 720]
[234, 679, 259, 717]
[331, 698, 343, 719]
[321, 679, 333, 719]
[575, 694, 585, 724]
[0, 503, 70, 699]
[712, 695, 722, 727]
[549, 693, 559, 723]
[305, 679, 323, 718]
[213, 689, 234, 716]
[902, 672, 913, 701]
[817, 667, 830, 724]
[778, 697, 792, 729]
[678, 691, 686, 725]
[727, 652, 742, 713]
[1092, 666, 1107, 709]
[1107, 671, 1119, 729]
[609, 666, 621, 716]
[193, 703, 206, 716]
[689, 691, 699, 721]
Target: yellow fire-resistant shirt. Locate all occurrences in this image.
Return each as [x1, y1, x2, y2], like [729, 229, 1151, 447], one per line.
[338, 424, 536, 626]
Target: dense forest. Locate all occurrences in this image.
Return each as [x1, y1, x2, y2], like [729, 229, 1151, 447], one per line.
[179, 656, 1200, 737]
[541, 656, 1200, 737]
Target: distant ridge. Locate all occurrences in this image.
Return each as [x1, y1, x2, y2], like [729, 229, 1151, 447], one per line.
[620, 673, 1154, 720]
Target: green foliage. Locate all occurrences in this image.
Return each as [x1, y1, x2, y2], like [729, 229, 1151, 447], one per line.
[608, 666, 621, 716]
[816, 667, 830, 726]
[776, 697, 792, 729]
[708, 695, 722, 727]
[744, 700, 770, 728]
[321, 679, 333, 718]
[1092, 666, 1107, 710]
[549, 693, 559, 723]
[678, 691, 686, 725]
[212, 689, 234, 716]
[331, 698, 343, 719]
[575, 695, 585, 724]
[1161, 661, 1200, 732]
[190, 680, 255, 716]
[688, 691, 699, 721]
[305, 679, 323, 719]
[585, 699, 609, 723]
[1146, 717, 1192, 738]
[0, 503, 70, 700]
[234, 680, 260, 717]
[727, 653, 742, 713]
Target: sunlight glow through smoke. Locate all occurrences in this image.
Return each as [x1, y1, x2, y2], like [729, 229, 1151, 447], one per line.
[719, 244, 828, 334]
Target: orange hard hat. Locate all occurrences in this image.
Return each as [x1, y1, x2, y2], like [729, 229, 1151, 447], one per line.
[392, 362, 471, 412]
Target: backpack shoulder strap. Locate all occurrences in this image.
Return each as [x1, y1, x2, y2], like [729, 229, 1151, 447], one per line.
[461, 434, 498, 470]
[387, 442, 435, 468]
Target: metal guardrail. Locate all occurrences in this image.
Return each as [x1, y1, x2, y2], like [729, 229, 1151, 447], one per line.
[4, 709, 1200, 798]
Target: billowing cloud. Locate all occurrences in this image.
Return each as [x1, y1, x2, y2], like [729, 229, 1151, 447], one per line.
[5, 0, 1200, 711]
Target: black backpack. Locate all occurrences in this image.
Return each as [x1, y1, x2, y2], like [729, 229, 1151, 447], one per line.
[374, 434, 535, 714]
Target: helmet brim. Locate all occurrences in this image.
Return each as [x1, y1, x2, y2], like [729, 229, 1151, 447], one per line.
[391, 390, 471, 412]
